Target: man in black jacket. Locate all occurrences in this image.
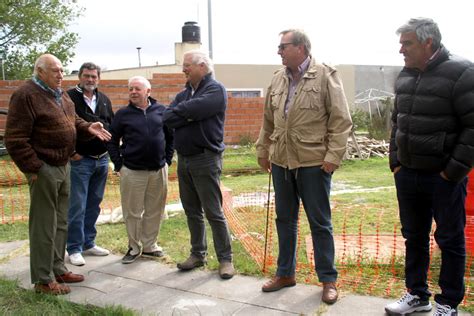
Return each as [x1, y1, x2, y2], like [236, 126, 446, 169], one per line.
[67, 62, 114, 266]
[108, 76, 174, 264]
[163, 50, 234, 279]
[386, 18, 474, 316]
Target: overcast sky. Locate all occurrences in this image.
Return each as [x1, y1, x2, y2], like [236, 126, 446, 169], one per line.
[68, 0, 474, 72]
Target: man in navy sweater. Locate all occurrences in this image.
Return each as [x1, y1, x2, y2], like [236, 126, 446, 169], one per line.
[163, 50, 234, 279]
[108, 76, 174, 264]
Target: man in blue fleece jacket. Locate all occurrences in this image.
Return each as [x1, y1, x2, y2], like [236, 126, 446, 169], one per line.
[108, 76, 174, 264]
[163, 50, 234, 279]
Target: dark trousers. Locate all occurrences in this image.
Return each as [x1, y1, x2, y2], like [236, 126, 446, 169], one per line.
[394, 167, 467, 308]
[177, 150, 232, 262]
[27, 163, 70, 284]
[272, 164, 337, 282]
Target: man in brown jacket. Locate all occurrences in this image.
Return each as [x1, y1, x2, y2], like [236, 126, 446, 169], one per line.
[256, 29, 352, 304]
[5, 54, 111, 295]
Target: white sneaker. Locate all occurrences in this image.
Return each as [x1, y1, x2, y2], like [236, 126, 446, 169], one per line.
[385, 292, 432, 315]
[69, 252, 85, 266]
[82, 245, 110, 256]
[434, 303, 458, 316]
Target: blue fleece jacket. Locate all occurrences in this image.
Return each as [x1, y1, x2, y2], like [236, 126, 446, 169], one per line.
[163, 74, 226, 156]
[107, 98, 174, 171]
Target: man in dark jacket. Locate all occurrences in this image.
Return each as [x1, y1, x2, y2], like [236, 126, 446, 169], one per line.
[108, 76, 173, 264]
[66, 62, 114, 266]
[163, 50, 234, 279]
[386, 18, 474, 316]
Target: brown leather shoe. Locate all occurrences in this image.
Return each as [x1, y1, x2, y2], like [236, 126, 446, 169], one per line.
[322, 282, 338, 304]
[55, 271, 85, 283]
[34, 281, 70, 295]
[262, 275, 296, 292]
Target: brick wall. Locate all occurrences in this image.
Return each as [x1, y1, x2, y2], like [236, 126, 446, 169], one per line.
[0, 73, 264, 145]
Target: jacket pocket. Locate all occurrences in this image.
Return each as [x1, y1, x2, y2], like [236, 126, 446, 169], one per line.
[295, 134, 326, 163]
[269, 130, 284, 164]
[270, 89, 285, 110]
[299, 86, 322, 110]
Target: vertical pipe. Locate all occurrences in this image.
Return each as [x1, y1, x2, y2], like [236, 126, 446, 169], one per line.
[208, 0, 213, 59]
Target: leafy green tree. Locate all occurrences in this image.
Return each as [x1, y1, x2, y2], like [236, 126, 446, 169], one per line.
[0, 0, 83, 79]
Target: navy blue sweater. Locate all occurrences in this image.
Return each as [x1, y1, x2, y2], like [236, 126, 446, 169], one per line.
[107, 98, 174, 171]
[163, 74, 226, 156]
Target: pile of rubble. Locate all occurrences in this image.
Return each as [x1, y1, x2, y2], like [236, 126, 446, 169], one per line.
[346, 134, 389, 159]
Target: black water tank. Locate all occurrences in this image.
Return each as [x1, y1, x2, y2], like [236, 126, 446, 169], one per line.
[182, 21, 201, 43]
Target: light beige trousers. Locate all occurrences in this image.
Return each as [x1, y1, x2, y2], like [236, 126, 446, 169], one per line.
[120, 165, 168, 255]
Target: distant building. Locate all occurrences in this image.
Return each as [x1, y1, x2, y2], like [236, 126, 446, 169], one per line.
[66, 22, 402, 106]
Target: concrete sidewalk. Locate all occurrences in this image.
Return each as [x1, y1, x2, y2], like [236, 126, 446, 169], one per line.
[0, 240, 470, 315]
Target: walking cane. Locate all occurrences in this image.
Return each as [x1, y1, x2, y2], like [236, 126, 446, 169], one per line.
[263, 170, 272, 273]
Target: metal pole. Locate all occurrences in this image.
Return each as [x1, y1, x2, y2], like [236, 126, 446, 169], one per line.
[263, 170, 272, 273]
[136, 47, 142, 67]
[0, 59, 4, 80]
[207, 0, 213, 59]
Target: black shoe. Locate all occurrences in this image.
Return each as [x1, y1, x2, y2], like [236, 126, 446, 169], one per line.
[122, 248, 140, 264]
[142, 250, 164, 258]
[177, 255, 206, 271]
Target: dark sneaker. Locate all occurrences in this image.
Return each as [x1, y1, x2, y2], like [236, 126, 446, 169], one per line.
[142, 250, 164, 258]
[218, 261, 235, 279]
[434, 303, 458, 316]
[122, 248, 140, 264]
[385, 292, 432, 315]
[177, 254, 206, 271]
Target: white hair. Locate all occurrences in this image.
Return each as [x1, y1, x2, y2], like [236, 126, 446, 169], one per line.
[184, 49, 214, 75]
[128, 76, 151, 89]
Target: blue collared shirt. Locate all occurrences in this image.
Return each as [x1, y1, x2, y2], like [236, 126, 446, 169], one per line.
[284, 56, 311, 116]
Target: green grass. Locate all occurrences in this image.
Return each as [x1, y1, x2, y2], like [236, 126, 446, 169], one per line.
[0, 149, 472, 313]
[0, 278, 135, 315]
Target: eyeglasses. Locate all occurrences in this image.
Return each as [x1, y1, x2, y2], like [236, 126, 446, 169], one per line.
[278, 42, 294, 50]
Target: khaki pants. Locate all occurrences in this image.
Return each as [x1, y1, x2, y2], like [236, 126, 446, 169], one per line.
[120, 165, 168, 255]
[27, 163, 70, 284]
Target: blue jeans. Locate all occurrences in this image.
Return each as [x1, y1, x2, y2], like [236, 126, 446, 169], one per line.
[394, 167, 467, 308]
[272, 164, 337, 282]
[67, 156, 109, 254]
[177, 150, 232, 262]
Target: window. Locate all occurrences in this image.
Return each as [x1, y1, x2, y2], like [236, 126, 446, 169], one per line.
[227, 89, 262, 98]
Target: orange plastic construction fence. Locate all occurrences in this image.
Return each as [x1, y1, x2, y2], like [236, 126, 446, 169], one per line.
[0, 160, 472, 308]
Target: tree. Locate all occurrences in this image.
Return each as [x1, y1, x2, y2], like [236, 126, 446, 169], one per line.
[0, 0, 83, 79]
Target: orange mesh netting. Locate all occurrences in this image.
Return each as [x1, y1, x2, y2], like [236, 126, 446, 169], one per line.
[1, 160, 472, 308]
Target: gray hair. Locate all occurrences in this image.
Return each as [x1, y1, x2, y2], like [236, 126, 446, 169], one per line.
[184, 49, 214, 75]
[128, 76, 151, 89]
[280, 29, 311, 56]
[396, 17, 442, 51]
[79, 62, 101, 78]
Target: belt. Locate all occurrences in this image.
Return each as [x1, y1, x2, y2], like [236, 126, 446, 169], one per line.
[86, 152, 108, 160]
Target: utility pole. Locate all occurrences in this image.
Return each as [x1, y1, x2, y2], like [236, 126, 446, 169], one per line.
[208, 0, 213, 59]
[0, 58, 4, 80]
[136, 47, 142, 67]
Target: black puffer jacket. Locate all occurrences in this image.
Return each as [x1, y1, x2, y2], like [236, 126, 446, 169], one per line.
[389, 46, 474, 182]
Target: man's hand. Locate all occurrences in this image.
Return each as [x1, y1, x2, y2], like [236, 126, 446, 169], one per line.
[88, 122, 111, 141]
[393, 166, 401, 174]
[258, 157, 271, 173]
[70, 153, 82, 161]
[440, 171, 450, 181]
[321, 161, 338, 174]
